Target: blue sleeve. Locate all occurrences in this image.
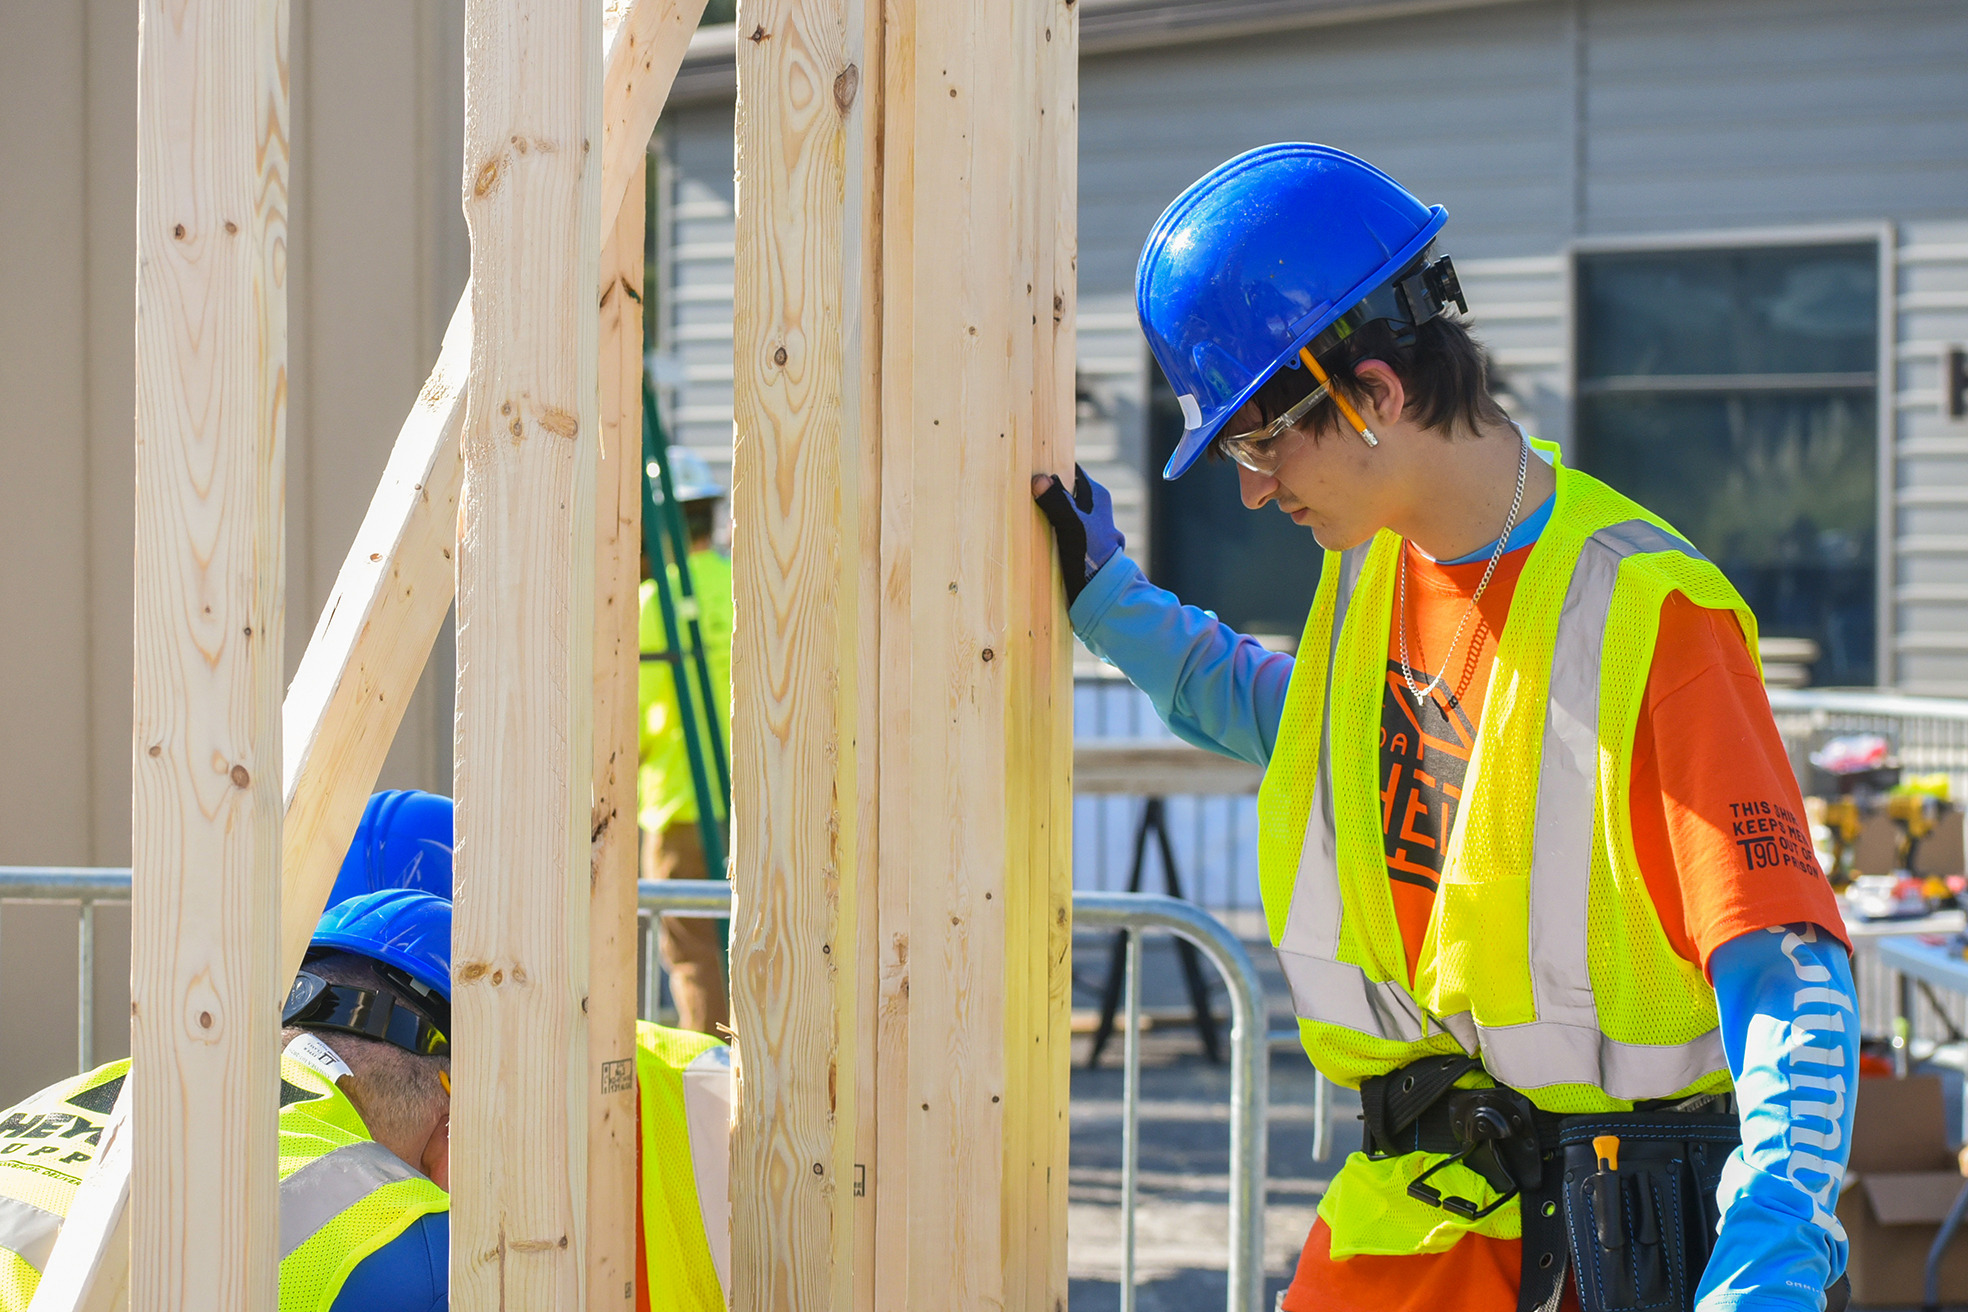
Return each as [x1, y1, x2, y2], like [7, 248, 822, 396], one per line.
[1694, 924, 1856, 1312]
[331, 1210, 448, 1312]
[1068, 554, 1293, 768]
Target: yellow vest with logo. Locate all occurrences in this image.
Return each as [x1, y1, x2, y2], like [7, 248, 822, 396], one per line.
[0, 1056, 448, 1312]
[636, 1020, 730, 1312]
[1258, 456, 1757, 1259]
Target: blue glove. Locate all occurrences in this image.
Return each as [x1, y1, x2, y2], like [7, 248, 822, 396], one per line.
[1696, 923, 1856, 1311]
[1032, 465, 1125, 606]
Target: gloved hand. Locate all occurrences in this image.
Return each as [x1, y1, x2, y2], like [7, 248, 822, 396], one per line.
[1031, 464, 1125, 607]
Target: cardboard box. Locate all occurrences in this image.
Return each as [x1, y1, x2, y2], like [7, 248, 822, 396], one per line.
[1839, 1075, 1968, 1304]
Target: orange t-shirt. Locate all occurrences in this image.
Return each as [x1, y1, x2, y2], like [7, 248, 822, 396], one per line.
[1283, 534, 1849, 1312]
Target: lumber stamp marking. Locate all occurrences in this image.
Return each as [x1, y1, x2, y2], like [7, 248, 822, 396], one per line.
[126, 0, 288, 1308]
[450, 0, 604, 1305]
[733, 0, 1075, 1307]
[588, 156, 649, 1309]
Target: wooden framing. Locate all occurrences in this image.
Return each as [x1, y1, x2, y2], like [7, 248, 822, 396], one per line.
[35, 10, 704, 1305]
[127, 0, 288, 1307]
[589, 155, 650, 1309]
[449, 0, 603, 1307]
[731, 0, 1078, 1306]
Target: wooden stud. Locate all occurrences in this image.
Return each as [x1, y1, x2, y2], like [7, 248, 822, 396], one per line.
[127, 0, 287, 1307]
[280, 0, 707, 991]
[731, 0, 1075, 1306]
[32, 6, 705, 1305]
[450, 0, 603, 1305]
[589, 154, 649, 1310]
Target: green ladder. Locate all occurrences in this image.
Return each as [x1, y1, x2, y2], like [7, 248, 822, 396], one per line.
[639, 379, 731, 879]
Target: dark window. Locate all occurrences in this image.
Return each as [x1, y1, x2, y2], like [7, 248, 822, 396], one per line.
[1575, 244, 1878, 687]
[1148, 364, 1324, 643]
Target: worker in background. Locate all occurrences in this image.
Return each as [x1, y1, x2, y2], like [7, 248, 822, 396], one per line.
[0, 887, 454, 1312]
[325, 789, 735, 1311]
[1034, 145, 1857, 1312]
[639, 446, 734, 1036]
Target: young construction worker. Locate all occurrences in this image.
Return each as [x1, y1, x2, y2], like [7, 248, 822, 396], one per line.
[640, 446, 735, 1036]
[0, 888, 454, 1312]
[326, 789, 735, 1310]
[1035, 144, 1858, 1312]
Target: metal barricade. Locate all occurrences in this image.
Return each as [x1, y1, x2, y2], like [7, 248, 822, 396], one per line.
[642, 879, 1271, 1312]
[0, 868, 1271, 1312]
[0, 867, 132, 1074]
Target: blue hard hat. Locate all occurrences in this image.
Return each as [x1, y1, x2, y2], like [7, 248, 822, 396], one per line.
[309, 887, 452, 1001]
[329, 790, 454, 906]
[1136, 144, 1453, 480]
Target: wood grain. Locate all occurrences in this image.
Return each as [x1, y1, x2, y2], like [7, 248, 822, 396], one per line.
[127, 0, 287, 1307]
[733, 0, 1074, 1306]
[279, 0, 706, 993]
[450, 0, 602, 1306]
[730, 1, 871, 1307]
[588, 155, 648, 1312]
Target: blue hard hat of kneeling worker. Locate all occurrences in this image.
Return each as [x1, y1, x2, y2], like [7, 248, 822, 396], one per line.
[1137, 143, 1466, 481]
[285, 888, 453, 1058]
[329, 789, 454, 907]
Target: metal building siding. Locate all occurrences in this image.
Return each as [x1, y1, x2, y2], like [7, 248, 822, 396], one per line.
[1075, 0, 1572, 300]
[660, 104, 739, 476]
[1894, 223, 1968, 692]
[1580, 0, 1968, 233]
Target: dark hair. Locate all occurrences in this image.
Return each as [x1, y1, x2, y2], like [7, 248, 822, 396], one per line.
[1219, 314, 1509, 453]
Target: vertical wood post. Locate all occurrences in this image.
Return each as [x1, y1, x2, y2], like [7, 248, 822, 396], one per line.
[590, 155, 649, 1310]
[128, 0, 288, 1306]
[730, 0, 1076, 1306]
[451, 0, 604, 1305]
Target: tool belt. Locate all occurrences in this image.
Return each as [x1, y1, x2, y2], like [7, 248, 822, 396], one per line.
[1358, 1055, 1848, 1312]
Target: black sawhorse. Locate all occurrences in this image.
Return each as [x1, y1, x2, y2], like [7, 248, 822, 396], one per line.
[1086, 796, 1222, 1068]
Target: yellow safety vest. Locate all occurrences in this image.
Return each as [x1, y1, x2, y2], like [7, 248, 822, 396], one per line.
[1258, 456, 1757, 1260]
[636, 1020, 730, 1312]
[0, 1055, 448, 1312]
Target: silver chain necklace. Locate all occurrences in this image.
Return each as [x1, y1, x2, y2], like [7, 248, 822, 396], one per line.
[1398, 434, 1530, 704]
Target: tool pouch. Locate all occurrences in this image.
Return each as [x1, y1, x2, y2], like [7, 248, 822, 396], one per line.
[1554, 1114, 1739, 1312]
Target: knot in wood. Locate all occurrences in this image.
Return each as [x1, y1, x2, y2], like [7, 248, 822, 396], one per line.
[833, 64, 860, 113]
[748, 24, 769, 41]
[540, 407, 579, 440]
[230, 765, 251, 788]
[198, 1012, 212, 1029]
[774, 345, 788, 366]
[981, 648, 995, 662]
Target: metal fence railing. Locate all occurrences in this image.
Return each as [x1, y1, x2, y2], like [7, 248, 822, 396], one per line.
[0, 869, 1272, 1312]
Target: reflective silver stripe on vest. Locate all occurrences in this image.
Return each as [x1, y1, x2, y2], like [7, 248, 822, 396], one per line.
[0, 1191, 62, 1272]
[1277, 544, 1428, 1042]
[1279, 519, 1728, 1100]
[279, 1139, 427, 1259]
[682, 1043, 733, 1297]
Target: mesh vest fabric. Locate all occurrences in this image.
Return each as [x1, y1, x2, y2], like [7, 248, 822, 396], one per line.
[1257, 460, 1754, 1258]
[636, 1021, 727, 1312]
[0, 1056, 447, 1312]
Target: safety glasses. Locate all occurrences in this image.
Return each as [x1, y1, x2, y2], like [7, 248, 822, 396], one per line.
[1214, 346, 1381, 473]
[1215, 379, 1329, 473]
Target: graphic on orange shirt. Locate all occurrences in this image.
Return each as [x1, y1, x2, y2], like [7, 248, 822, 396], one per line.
[1378, 663, 1474, 893]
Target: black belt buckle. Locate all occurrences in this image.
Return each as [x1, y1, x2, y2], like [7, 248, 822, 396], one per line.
[1407, 1088, 1536, 1219]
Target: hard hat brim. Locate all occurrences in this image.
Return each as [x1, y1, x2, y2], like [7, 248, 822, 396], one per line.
[1160, 205, 1449, 481]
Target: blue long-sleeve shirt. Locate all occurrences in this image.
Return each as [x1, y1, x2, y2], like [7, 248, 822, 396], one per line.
[330, 1211, 448, 1312]
[1070, 512, 1853, 1306]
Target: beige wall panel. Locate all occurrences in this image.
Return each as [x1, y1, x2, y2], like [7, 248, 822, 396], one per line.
[0, 5, 90, 868]
[0, 0, 469, 1104]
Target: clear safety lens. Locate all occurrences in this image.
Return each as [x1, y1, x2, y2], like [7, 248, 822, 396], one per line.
[1215, 379, 1330, 473]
